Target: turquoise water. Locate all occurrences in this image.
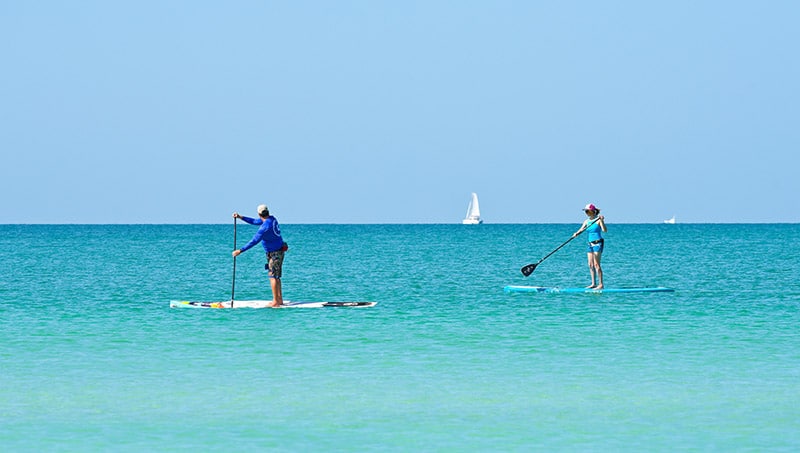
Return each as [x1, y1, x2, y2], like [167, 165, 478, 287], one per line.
[2, 224, 799, 451]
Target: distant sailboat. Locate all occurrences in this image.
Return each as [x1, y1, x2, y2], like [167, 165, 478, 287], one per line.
[462, 193, 483, 224]
[664, 216, 676, 224]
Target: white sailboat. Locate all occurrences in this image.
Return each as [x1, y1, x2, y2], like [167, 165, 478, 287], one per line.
[664, 216, 676, 224]
[462, 192, 483, 224]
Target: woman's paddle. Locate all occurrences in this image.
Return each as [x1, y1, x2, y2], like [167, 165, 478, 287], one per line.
[231, 216, 237, 306]
[521, 217, 600, 277]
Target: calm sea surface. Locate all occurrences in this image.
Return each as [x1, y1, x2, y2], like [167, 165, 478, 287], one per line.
[1, 224, 799, 451]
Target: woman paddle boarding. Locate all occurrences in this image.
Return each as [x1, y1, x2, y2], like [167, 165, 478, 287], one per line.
[572, 203, 607, 289]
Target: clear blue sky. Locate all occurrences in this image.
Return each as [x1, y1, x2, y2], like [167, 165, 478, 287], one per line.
[2, 1, 798, 224]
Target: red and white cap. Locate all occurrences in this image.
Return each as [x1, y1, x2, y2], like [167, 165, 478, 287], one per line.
[583, 203, 599, 212]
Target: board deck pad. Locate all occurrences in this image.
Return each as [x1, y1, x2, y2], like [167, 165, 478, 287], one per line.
[504, 286, 675, 294]
[170, 300, 377, 309]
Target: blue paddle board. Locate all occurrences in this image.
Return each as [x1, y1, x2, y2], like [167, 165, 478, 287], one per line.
[504, 285, 674, 294]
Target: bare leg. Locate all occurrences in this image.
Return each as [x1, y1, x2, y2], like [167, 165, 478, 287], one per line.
[586, 253, 597, 288]
[593, 253, 604, 289]
[269, 278, 283, 307]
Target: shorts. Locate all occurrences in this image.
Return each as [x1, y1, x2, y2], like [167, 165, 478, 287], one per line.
[587, 239, 604, 253]
[265, 250, 285, 279]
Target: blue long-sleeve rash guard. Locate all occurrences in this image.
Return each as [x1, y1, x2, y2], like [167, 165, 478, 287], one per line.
[239, 216, 284, 253]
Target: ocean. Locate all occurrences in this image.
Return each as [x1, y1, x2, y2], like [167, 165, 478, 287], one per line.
[1, 223, 799, 451]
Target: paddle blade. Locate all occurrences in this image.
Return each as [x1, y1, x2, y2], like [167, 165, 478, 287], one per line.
[521, 263, 537, 277]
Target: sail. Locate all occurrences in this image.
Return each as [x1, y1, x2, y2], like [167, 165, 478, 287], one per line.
[468, 193, 480, 218]
[462, 192, 483, 224]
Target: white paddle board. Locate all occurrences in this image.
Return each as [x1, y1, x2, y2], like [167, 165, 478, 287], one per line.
[169, 300, 377, 309]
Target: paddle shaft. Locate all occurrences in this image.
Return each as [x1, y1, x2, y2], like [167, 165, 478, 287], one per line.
[521, 217, 601, 277]
[231, 217, 237, 304]
[534, 235, 577, 265]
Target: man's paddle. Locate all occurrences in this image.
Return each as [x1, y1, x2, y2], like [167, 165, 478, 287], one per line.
[521, 217, 600, 277]
[231, 216, 237, 306]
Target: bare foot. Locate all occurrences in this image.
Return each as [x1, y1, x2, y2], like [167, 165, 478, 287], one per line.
[595, 285, 604, 290]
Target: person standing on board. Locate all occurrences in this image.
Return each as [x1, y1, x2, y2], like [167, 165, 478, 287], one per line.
[572, 203, 607, 289]
[232, 204, 288, 307]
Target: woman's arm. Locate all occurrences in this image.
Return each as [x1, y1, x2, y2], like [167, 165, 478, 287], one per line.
[572, 220, 588, 238]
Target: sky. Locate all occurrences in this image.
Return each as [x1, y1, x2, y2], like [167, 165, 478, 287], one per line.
[1, 1, 798, 224]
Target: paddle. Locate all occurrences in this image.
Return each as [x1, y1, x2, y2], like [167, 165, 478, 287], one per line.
[231, 216, 237, 306]
[521, 217, 600, 277]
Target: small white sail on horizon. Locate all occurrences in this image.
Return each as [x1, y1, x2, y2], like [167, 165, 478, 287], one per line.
[664, 215, 676, 224]
[462, 192, 483, 224]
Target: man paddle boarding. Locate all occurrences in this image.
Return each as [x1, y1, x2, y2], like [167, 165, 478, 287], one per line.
[232, 204, 288, 307]
[572, 203, 607, 289]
